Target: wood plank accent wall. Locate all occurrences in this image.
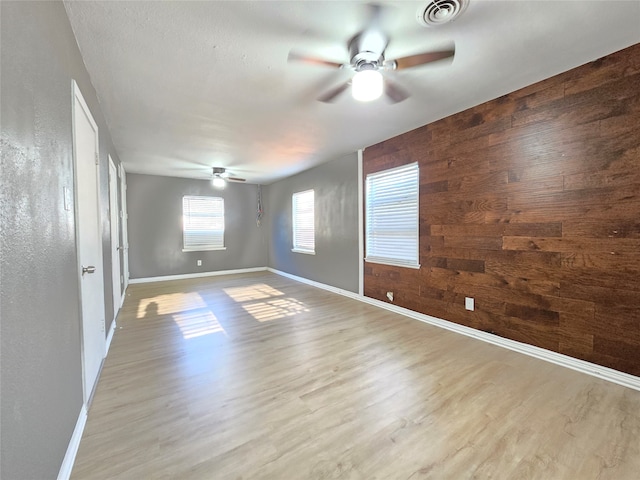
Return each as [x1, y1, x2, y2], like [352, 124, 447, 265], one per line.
[363, 44, 640, 377]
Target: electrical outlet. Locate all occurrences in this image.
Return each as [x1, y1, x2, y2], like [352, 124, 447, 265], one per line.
[465, 297, 474, 311]
[197, 260, 202, 267]
[386, 291, 394, 302]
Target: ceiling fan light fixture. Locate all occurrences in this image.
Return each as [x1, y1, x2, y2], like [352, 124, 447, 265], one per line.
[212, 176, 226, 189]
[352, 69, 383, 102]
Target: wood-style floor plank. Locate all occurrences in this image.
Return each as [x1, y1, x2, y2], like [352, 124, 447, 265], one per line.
[71, 272, 640, 479]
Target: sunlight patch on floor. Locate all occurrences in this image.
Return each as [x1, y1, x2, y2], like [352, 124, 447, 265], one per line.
[137, 292, 207, 319]
[242, 297, 309, 322]
[223, 283, 285, 302]
[173, 308, 226, 339]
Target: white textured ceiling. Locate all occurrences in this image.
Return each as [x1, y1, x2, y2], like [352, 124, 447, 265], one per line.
[64, 1, 640, 184]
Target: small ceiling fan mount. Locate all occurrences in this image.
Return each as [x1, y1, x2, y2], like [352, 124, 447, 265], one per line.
[211, 167, 246, 187]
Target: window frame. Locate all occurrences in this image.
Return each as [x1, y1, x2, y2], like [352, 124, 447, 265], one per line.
[365, 162, 420, 269]
[291, 189, 315, 255]
[182, 195, 226, 252]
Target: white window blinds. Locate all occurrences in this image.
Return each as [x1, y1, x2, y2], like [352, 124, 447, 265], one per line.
[182, 196, 225, 251]
[365, 163, 419, 268]
[292, 189, 315, 254]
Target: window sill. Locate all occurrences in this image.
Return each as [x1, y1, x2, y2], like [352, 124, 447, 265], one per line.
[292, 248, 315, 255]
[182, 247, 226, 252]
[364, 257, 420, 269]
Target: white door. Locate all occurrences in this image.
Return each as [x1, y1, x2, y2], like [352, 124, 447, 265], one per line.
[108, 156, 121, 319]
[119, 163, 129, 289]
[73, 81, 106, 404]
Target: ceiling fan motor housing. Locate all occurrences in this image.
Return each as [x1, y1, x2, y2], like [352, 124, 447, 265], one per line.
[349, 35, 384, 71]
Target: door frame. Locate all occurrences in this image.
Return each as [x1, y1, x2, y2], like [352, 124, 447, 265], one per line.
[108, 155, 122, 320]
[119, 163, 129, 291]
[72, 80, 106, 405]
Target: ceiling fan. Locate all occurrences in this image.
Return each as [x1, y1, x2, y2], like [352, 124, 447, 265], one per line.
[212, 167, 246, 188]
[288, 4, 455, 103]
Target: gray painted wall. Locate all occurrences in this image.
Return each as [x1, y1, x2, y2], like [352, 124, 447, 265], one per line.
[1, 1, 122, 478]
[127, 174, 267, 278]
[265, 152, 359, 293]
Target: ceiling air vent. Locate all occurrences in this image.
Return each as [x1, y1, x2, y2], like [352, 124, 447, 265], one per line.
[418, 0, 469, 27]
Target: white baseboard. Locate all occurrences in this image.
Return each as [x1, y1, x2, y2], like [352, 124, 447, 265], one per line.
[105, 318, 116, 356]
[129, 267, 267, 284]
[267, 268, 640, 392]
[57, 404, 87, 480]
[61, 294, 120, 478]
[266, 268, 360, 300]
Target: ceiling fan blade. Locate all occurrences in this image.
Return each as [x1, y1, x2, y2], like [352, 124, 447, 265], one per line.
[227, 176, 246, 182]
[392, 48, 455, 70]
[384, 78, 409, 104]
[288, 51, 344, 69]
[318, 81, 350, 103]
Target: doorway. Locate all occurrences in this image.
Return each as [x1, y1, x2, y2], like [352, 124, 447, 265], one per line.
[108, 156, 121, 320]
[72, 80, 106, 404]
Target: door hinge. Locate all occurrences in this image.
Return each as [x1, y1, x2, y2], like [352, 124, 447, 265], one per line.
[95, 153, 99, 165]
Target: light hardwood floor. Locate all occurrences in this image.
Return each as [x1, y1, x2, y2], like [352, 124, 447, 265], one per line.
[71, 272, 640, 479]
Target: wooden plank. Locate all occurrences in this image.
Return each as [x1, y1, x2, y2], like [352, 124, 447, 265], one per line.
[563, 49, 640, 96]
[428, 266, 560, 297]
[503, 236, 640, 255]
[444, 258, 485, 273]
[515, 82, 565, 110]
[562, 220, 640, 238]
[449, 116, 512, 143]
[430, 224, 503, 237]
[558, 311, 596, 358]
[420, 195, 508, 213]
[503, 222, 563, 237]
[420, 179, 449, 194]
[563, 157, 640, 191]
[444, 235, 503, 251]
[447, 171, 509, 194]
[504, 303, 560, 326]
[560, 283, 640, 308]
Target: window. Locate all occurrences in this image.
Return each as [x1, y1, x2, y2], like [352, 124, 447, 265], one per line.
[365, 163, 419, 268]
[182, 196, 225, 251]
[292, 189, 315, 254]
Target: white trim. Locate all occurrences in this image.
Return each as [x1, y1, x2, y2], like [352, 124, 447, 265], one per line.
[108, 156, 122, 323]
[57, 405, 87, 480]
[364, 257, 421, 269]
[357, 149, 364, 297]
[365, 162, 420, 268]
[129, 267, 268, 284]
[105, 318, 116, 356]
[267, 268, 640, 392]
[267, 268, 362, 300]
[120, 286, 126, 307]
[291, 248, 315, 255]
[182, 247, 227, 252]
[119, 163, 130, 290]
